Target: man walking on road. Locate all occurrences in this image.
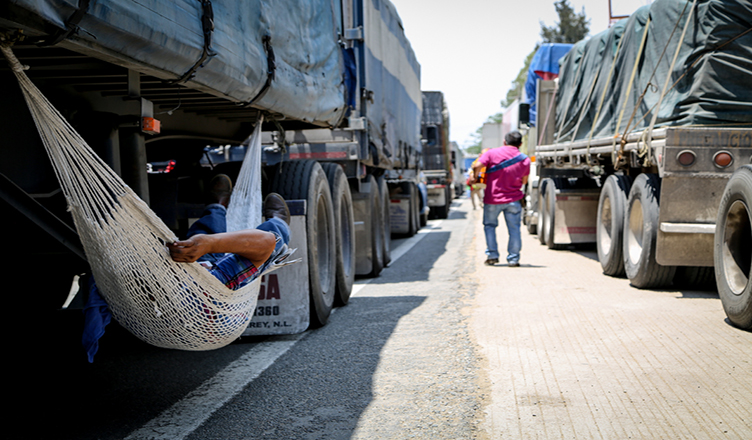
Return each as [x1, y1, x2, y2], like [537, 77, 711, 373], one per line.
[470, 131, 530, 267]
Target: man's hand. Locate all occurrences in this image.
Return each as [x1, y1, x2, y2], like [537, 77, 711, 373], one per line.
[167, 235, 216, 263]
[166, 230, 276, 267]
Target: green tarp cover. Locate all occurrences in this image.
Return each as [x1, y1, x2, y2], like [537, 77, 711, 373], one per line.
[553, 0, 752, 144]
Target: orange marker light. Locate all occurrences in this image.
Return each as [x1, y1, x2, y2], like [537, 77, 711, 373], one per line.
[142, 117, 161, 135]
[713, 151, 733, 168]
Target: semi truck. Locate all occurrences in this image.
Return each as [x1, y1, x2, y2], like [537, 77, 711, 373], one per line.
[450, 141, 465, 198]
[421, 90, 454, 219]
[0, 0, 423, 335]
[525, 0, 752, 329]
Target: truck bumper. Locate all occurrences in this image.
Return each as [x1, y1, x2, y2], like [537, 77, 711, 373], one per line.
[426, 185, 447, 207]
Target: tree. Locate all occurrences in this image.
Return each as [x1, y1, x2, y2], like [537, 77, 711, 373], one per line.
[501, 1, 589, 108]
[473, 0, 590, 148]
[540, 0, 590, 44]
[501, 47, 538, 108]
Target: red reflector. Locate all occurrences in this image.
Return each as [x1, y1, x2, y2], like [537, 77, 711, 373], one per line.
[714, 151, 733, 168]
[677, 150, 696, 167]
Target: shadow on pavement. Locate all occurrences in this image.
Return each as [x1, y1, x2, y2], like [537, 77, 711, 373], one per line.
[188, 294, 426, 440]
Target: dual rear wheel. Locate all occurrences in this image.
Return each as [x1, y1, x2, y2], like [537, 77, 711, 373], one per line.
[271, 160, 336, 327]
[596, 173, 677, 288]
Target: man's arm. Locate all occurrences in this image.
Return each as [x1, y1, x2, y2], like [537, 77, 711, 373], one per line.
[167, 230, 276, 268]
[471, 163, 484, 184]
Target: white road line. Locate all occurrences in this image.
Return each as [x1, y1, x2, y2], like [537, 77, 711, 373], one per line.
[125, 220, 440, 440]
[124, 335, 304, 440]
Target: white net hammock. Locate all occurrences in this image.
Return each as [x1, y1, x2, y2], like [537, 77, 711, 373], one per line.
[3, 44, 274, 351]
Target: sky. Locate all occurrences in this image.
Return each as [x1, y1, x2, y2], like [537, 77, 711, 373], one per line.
[388, 0, 652, 149]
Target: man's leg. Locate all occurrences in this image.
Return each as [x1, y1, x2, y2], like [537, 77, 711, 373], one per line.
[256, 217, 291, 257]
[187, 204, 227, 237]
[483, 203, 503, 264]
[186, 173, 233, 237]
[502, 200, 523, 266]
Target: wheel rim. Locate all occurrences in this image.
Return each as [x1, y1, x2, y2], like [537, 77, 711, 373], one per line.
[627, 199, 644, 264]
[599, 193, 613, 255]
[316, 193, 332, 292]
[722, 200, 751, 295]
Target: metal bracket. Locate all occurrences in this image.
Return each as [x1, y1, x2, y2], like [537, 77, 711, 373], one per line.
[344, 26, 364, 41]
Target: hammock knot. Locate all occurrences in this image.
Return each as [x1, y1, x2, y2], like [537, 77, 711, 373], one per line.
[0, 44, 29, 72]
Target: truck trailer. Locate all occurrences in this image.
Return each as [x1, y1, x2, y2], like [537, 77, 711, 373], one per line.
[526, 0, 752, 329]
[0, 0, 423, 336]
[421, 90, 454, 219]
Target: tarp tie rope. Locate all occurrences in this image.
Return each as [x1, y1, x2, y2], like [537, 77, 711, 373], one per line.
[171, 0, 217, 84]
[645, 0, 699, 164]
[36, 0, 92, 47]
[1, 44, 284, 351]
[613, 16, 651, 167]
[244, 35, 277, 106]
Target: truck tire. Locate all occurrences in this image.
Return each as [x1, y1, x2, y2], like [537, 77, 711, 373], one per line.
[408, 182, 419, 236]
[623, 173, 676, 289]
[673, 266, 715, 290]
[714, 165, 752, 329]
[434, 203, 448, 219]
[321, 163, 355, 306]
[544, 178, 567, 250]
[368, 175, 385, 277]
[538, 179, 550, 245]
[271, 160, 336, 326]
[597, 174, 632, 276]
[378, 176, 392, 266]
[526, 189, 537, 235]
[418, 183, 428, 227]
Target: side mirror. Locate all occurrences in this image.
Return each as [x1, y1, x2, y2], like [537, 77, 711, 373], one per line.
[519, 103, 530, 125]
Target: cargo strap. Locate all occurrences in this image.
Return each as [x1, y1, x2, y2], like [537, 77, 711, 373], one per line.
[486, 153, 528, 175]
[36, 0, 92, 47]
[172, 0, 217, 84]
[244, 35, 276, 106]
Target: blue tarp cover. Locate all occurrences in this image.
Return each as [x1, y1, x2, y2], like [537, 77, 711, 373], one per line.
[7, 0, 347, 126]
[524, 43, 573, 126]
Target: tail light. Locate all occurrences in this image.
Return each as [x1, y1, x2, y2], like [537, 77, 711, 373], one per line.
[713, 151, 734, 168]
[676, 150, 696, 167]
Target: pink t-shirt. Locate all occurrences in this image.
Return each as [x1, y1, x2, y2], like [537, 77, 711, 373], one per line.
[479, 146, 531, 205]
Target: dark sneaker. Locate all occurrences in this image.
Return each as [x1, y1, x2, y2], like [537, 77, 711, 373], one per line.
[263, 193, 291, 225]
[484, 258, 499, 266]
[209, 174, 233, 207]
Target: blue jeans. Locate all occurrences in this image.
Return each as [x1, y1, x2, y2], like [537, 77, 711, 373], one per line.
[186, 204, 290, 264]
[483, 200, 522, 264]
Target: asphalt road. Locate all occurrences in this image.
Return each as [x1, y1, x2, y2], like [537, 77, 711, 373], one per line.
[11, 196, 752, 440]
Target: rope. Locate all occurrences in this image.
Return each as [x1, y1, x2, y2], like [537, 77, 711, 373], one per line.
[612, 16, 651, 166]
[646, 0, 699, 163]
[586, 29, 625, 165]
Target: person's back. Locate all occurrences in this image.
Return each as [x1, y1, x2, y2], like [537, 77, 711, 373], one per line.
[480, 146, 529, 205]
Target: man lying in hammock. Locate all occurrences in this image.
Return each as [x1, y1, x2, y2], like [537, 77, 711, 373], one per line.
[165, 174, 292, 289]
[83, 175, 292, 361]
